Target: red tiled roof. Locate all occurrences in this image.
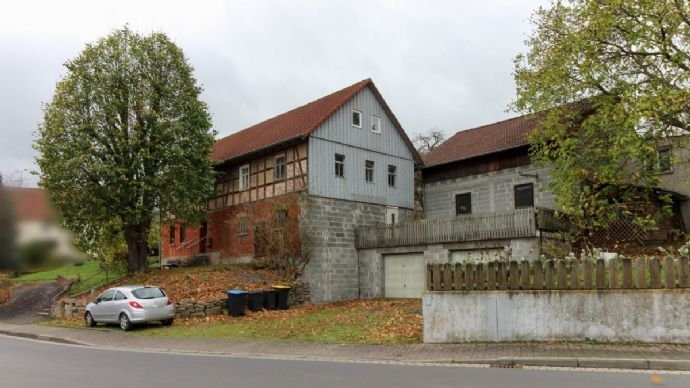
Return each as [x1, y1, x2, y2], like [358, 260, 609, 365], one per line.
[6, 187, 56, 221]
[212, 79, 361, 162]
[212, 79, 421, 165]
[422, 113, 542, 168]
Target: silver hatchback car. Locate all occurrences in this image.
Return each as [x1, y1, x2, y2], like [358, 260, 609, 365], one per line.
[85, 285, 176, 330]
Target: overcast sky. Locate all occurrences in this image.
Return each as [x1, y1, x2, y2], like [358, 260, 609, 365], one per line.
[0, 0, 547, 187]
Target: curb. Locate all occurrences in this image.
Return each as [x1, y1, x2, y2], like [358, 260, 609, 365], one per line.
[449, 357, 690, 371]
[1, 328, 689, 371]
[0, 329, 89, 346]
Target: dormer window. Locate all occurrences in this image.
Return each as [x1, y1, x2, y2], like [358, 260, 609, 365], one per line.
[352, 109, 362, 128]
[371, 115, 382, 133]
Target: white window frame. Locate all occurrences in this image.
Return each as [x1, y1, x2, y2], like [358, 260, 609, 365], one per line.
[387, 164, 396, 187]
[274, 155, 286, 181]
[365, 160, 375, 183]
[352, 109, 362, 128]
[238, 217, 249, 236]
[239, 164, 250, 191]
[385, 207, 399, 225]
[371, 115, 382, 134]
[335, 153, 345, 178]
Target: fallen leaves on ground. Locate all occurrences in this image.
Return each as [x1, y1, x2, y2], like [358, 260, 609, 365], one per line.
[0, 288, 10, 306]
[159, 299, 422, 344]
[74, 265, 289, 302]
[0, 278, 11, 306]
[47, 299, 422, 344]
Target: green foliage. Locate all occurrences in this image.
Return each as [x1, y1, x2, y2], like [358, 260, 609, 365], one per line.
[514, 0, 689, 242]
[35, 27, 216, 273]
[18, 240, 57, 269]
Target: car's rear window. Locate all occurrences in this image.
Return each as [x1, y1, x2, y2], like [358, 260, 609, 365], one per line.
[131, 287, 166, 299]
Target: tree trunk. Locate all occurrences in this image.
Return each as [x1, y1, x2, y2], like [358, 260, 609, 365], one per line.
[124, 223, 151, 273]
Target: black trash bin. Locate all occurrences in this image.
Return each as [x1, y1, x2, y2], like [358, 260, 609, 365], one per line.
[226, 289, 247, 317]
[248, 291, 264, 312]
[263, 290, 277, 310]
[272, 285, 291, 310]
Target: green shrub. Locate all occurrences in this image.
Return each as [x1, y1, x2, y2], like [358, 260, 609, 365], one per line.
[18, 240, 57, 269]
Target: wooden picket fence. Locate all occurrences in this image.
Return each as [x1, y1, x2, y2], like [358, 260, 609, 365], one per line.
[426, 257, 690, 291]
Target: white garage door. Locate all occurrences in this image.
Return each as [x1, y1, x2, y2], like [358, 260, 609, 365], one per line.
[384, 253, 425, 298]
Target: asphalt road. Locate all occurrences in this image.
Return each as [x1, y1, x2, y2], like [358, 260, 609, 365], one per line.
[0, 281, 55, 324]
[1, 335, 689, 388]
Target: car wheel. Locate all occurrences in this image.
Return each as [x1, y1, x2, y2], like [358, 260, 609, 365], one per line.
[161, 319, 174, 326]
[84, 312, 96, 327]
[119, 313, 132, 331]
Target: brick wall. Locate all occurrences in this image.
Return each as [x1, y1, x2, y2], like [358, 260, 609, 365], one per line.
[163, 193, 303, 264]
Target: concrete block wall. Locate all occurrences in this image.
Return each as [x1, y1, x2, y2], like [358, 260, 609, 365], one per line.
[358, 249, 384, 299]
[300, 195, 413, 303]
[424, 164, 554, 219]
[424, 289, 690, 343]
[357, 238, 541, 299]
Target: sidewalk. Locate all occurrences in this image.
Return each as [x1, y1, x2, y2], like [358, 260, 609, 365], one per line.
[2, 322, 690, 371]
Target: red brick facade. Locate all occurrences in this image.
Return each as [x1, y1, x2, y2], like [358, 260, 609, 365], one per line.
[162, 141, 307, 262]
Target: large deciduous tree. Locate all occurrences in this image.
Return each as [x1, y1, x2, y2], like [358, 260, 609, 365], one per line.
[35, 27, 216, 273]
[514, 0, 689, 238]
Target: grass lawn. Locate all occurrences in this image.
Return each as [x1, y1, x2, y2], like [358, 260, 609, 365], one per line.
[13, 260, 101, 283]
[46, 299, 423, 345]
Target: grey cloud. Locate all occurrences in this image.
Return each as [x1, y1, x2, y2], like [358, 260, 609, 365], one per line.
[0, 0, 547, 187]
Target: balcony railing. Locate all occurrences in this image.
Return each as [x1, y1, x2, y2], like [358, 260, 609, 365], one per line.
[355, 208, 538, 249]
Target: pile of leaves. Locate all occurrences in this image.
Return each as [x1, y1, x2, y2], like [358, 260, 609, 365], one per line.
[0, 278, 11, 306]
[76, 265, 289, 302]
[148, 299, 423, 345]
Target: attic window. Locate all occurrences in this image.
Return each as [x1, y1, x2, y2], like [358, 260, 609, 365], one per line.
[352, 110, 362, 128]
[371, 115, 382, 133]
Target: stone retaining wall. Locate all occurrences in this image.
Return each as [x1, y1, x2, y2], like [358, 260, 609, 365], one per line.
[53, 281, 311, 319]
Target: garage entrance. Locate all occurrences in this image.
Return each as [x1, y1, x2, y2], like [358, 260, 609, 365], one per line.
[383, 253, 425, 298]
